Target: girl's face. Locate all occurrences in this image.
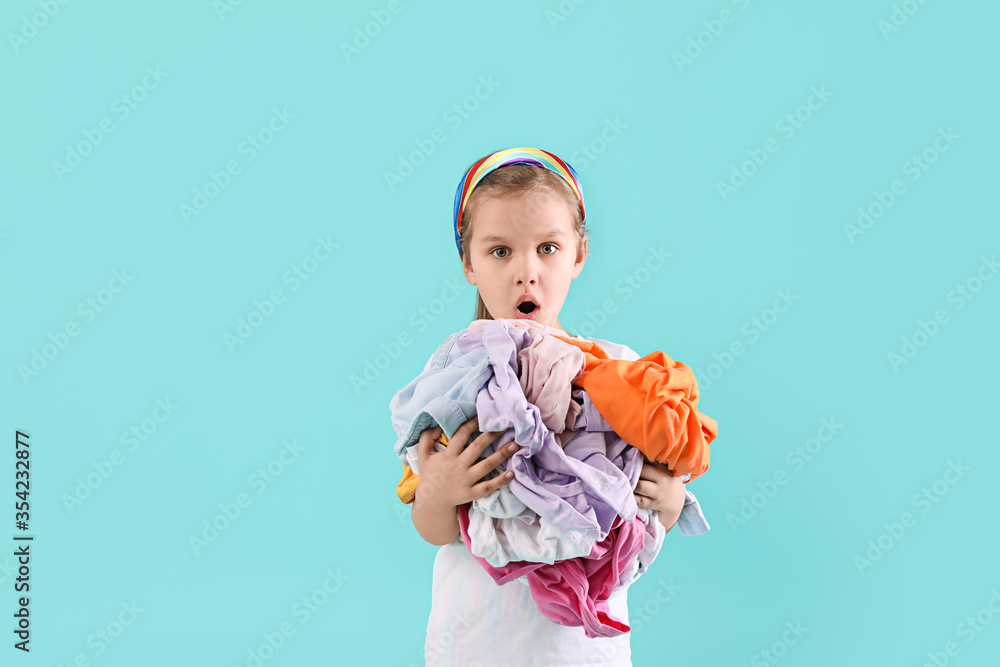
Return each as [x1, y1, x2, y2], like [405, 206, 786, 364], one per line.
[462, 191, 586, 331]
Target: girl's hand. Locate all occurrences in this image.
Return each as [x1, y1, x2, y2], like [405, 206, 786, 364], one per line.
[415, 416, 521, 509]
[634, 459, 687, 533]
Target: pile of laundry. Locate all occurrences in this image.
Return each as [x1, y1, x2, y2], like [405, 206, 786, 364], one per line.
[389, 318, 718, 638]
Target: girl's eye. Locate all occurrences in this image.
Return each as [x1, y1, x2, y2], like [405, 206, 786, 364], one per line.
[491, 245, 557, 258]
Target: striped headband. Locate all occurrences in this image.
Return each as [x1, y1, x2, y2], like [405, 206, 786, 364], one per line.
[452, 147, 585, 256]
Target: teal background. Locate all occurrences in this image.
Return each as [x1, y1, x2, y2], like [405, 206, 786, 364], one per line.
[2, 0, 999, 665]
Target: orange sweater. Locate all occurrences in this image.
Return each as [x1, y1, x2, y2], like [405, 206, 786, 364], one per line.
[551, 335, 717, 481]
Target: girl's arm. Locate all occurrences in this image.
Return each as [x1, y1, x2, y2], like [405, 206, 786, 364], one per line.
[411, 488, 460, 546]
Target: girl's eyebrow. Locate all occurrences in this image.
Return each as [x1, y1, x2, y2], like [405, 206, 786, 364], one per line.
[480, 229, 565, 244]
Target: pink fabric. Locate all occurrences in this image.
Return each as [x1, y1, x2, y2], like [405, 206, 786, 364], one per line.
[456, 502, 648, 638]
[516, 328, 587, 446]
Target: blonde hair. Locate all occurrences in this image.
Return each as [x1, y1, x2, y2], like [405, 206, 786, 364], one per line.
[458, 163, 588, 321]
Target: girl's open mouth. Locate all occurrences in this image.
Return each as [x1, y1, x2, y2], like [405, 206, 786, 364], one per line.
[515, 299, 539, 320]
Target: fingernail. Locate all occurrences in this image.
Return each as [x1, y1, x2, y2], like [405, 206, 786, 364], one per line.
[506, 471, 513, 478]
[508, 444, 518, 452]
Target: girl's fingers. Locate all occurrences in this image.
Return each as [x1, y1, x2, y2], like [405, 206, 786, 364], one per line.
[472, 468, 514, 497]
[416, 428, 435, 458]
[446, 417, 481, 455]
[638, 462, 664, 482]
[634, 480, 658, 499]
[469, 439, 519, 479]
[460, 427, 506, 464]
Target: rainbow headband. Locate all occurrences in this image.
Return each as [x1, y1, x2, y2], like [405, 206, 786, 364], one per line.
[452, 147, 585, 256]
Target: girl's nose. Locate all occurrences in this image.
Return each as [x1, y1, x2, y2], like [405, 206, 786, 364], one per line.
[515, 252, 541, 284]
[516, 263, 538, 285]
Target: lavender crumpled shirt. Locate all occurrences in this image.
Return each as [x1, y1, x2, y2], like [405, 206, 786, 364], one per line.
[456, 320, 643, 543]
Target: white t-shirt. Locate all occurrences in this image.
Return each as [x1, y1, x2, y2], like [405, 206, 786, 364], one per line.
[424, 325, 643, 667]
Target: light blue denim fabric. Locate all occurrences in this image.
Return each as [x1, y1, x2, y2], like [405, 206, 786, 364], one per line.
[389, 331, 489, 466]
[390, 326, 711, 537]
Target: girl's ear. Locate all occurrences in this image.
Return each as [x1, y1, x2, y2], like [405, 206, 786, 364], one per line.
[571, 236, 588, 279]
[462, 255, 477, 286]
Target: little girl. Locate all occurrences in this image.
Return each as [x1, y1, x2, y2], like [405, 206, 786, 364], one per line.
[405, 147, 703, 666]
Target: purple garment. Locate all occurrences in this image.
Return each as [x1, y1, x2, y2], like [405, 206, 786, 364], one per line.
[456, 319, 642, 542]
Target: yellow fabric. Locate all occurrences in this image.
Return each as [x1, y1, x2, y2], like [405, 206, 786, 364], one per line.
[397, 432, 451, 504]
